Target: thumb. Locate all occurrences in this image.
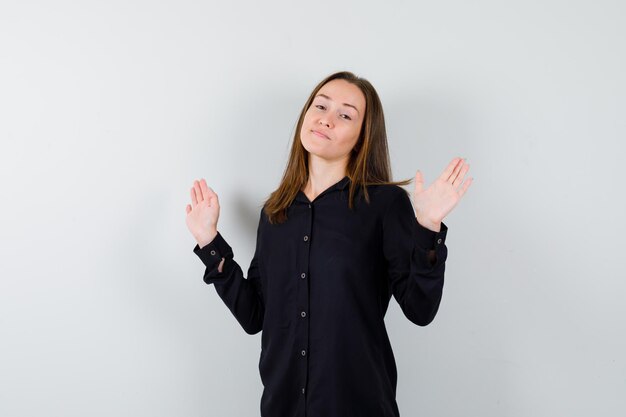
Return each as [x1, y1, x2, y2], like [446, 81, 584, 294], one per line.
[414, 170, 424, 194]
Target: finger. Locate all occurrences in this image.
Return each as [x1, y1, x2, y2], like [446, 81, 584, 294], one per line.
[199, 179, 209, 202]
[453, 163, 469, 189]
[414, 170, 424, 194]
[458, 177, 473, 199]
[203, 180, 216, 198]
[449, 158, 465, 184]
[186, 204, 191, 214]
[190, 186, 198, 206]
[205, 183, 219, 206]
[200, 179, 214, 204]
[193, 180, 205, 202]
[440, 157, 463, 182]
[208, 188, 218, 207]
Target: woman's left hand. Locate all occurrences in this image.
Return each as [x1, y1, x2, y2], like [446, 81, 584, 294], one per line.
[413, 157, 473, 232]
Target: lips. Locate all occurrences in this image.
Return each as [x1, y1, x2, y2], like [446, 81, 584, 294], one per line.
[312, 129, 330, 140]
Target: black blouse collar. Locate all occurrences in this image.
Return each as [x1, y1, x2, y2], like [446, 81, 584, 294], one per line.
[294, 175, 351, 204]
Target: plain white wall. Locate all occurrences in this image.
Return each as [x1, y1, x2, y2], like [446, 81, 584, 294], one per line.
[1, 0, 624, 416]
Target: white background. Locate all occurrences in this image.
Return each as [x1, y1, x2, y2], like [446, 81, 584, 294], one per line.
[1, 1, 624, 416]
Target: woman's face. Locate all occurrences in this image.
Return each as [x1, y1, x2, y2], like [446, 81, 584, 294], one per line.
[300, 79, 366, 162]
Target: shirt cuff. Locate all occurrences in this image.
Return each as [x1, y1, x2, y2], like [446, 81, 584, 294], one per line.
[414, 220, 448, 251]
[192, 232, 234, 283]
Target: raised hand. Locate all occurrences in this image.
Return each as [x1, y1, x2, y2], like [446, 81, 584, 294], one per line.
[413, 157, 473, 232]
[186, 178, 220, 248]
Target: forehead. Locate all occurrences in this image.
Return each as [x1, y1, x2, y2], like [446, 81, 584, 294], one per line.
[316, 79, 365, 113]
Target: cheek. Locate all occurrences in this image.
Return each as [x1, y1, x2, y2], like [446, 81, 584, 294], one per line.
[337, 126, 360, 148]
[300, 112, 314, 134]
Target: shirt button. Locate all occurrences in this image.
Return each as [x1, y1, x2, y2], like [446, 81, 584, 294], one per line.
[301, 311, 306, 318]
[308, 204, 311, 208]
[301, 273, 306, 279]
[301, 349, 306, 356]
[303, 235, 309, 242]
[437, 238, 442, 244]
[210, 250, 216, 256]
[302, 387, 305, 394]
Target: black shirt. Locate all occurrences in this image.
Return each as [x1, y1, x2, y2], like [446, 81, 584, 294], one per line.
[192, 175, 448, 417]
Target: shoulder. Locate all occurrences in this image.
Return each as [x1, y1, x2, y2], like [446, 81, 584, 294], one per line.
[362, 183, 411, 214]
[365, 183, 410, 203]
[258, 204, 269, 224]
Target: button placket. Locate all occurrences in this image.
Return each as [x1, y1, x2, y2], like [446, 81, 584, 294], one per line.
[296, 202, 313, 402]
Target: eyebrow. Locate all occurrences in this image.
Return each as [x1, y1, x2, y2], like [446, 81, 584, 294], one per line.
[315, 94, 360, 115]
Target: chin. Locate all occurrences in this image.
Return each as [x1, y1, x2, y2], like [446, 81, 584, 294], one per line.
[301, 134, 319, 150]
[302, 131, 340, 158]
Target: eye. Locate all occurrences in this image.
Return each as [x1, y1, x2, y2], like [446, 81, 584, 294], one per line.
[314, 104, 351, 121]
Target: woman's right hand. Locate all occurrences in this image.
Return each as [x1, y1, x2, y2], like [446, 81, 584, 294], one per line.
[186, 178, 220, 248]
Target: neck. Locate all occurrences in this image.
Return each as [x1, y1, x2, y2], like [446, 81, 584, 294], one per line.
[302, 154, 348, 199]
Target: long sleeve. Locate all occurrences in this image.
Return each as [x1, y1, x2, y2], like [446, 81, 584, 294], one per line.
[382, 189, 448, 326]
[192, 210, 265, 335]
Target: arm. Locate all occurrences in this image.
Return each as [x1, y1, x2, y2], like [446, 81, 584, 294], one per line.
[382, 190, 448, 326]
[192, 210, 265, 335]
[426, 249, 437, 266]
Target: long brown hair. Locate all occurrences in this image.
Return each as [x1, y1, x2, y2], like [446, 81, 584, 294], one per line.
[263, 70, 412, 224]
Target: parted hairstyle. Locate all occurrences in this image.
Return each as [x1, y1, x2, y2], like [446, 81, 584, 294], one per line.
[263, 70, 412, 224]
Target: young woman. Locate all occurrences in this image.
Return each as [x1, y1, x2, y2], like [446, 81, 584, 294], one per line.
[185, 71, 472, 417]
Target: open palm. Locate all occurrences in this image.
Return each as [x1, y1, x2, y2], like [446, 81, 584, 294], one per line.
[413, 157, 473, 227]
[185, 178, 220, 244]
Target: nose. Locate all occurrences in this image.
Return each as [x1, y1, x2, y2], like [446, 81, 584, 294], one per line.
[319, 118, 331, 128]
